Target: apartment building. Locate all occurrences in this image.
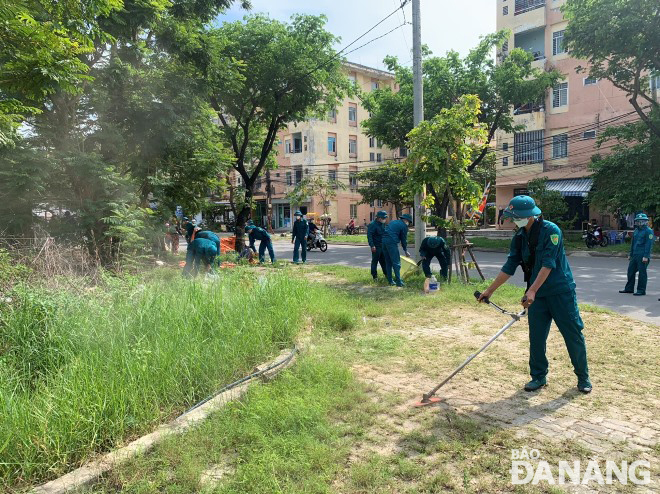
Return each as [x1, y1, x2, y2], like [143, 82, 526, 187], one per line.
[495, 0, 635, 228]
[250, 62, 404, 230]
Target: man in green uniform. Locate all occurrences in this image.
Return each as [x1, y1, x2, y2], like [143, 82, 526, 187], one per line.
[195, 228, 220, 254]
[184, 217, 196, 244]
[478, 195, 592, 394]
[619, 213, 655, 296]
[382, 213, 412, 287]
[367, 210, 388, 281]
[419, 235, 450, 280]
[182, 237, 218, 277]
[291, 211, 309, 264]
[246, 224, 275, 263]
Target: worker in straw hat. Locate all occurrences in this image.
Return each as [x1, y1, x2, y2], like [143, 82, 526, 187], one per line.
[477, 195, 592, 394]
[382, 213, 412, 287]
[619, 212, 655, 296]
[367, 210, 389, 281]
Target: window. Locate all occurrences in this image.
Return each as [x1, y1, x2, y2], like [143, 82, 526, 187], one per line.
[350, 204, 358, 218]
[349, 171, 358, 189]
[328, 108, 337, 122]
[377, 199, 383, 207]
[583, 130, 596, 139]
[552, 133, 568, 159]
[348, 103, 357, 126]
[371, 80, 380, 90]
[503, 157, 509, 166]
[515, 0, 544, 15]
[285, 139, 292, 154]
[348, 72, 357, 84]
[370, 200, 374, 207]
[651, 73, 660, 91]
[377, 139, 382, 148]
[236, 175, 242, 186]
[552, 82, 568, 108]
[399, 147, 408, 158]
[369, 152, 375, 162]
[349, 136, 357, 157]
[370, 212, 374, 221]
[514, 130, 544, 165]
[584, 77, 598, 86]
[292, 133, 302, 153]
[294, 167, 303, 184]
[286, 172, 292, 186]
[327, 133, 337, 155]
[255, 176, 262, 189]
[552, 30, 566, 55]
[369, 136, 375, 148]
[503, 142, 509, 151]
[328, 169, 337, 182]
[503, 5, 508, 14]
[376, 153, 382, 162]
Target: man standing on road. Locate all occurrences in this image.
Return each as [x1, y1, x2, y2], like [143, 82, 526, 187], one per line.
[291, 211, 308, 264]
[619, 213, 655, 296]
[246, 224, 275, 264]
[478, 196, 592, 394]
[382, 213, 412, 287]
[419, 234, 451, 281]
[367, 210, 388, 281]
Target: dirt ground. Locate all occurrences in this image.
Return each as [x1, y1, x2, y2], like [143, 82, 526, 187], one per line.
[318, 271, 660, 493]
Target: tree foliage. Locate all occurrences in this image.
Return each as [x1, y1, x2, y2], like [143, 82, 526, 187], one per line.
[363, 32, 562, 229]
[562, 0, 660, 138]
[287, 176, 346, 235]
[356, 161, 413, 217]
[527, 177, 578, 230]
[588, 110, 660, 216]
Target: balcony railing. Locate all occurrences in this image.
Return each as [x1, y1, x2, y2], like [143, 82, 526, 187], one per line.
[513, 102, 545, 115]
[515, 0, 545, 15]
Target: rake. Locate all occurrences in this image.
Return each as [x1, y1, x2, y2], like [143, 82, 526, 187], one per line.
[413, 291, 527, 407]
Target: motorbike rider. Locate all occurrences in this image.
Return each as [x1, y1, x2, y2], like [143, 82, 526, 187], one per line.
[619, 213, 655, 296]
[367, 210, 388, 281]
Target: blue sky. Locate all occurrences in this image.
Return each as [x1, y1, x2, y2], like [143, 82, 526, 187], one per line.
[221, 0, 496, 71]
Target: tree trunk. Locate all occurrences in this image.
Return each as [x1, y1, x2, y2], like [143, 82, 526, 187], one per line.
[234, 185, 254, 252]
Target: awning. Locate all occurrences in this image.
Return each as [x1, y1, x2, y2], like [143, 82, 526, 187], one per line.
[545, 178, 593, 197]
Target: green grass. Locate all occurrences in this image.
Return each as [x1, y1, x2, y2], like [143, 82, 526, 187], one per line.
[79, 355, 375, 494]
[0, 269, 312, 490]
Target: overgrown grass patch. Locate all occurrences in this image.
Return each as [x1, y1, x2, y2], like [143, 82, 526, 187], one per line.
[0, 269, 311, 489]
[81, 355, 373, 494]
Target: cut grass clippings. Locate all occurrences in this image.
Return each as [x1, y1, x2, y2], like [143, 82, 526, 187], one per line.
[0, 269, 311, 490]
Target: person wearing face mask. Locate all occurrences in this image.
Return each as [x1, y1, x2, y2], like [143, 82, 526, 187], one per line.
[619, 213, 655, 296]
[291, 211, 309, 264]
[367, 210, 389, 281]
[477, 195, 592, 394]
[382, 213, 412, 287]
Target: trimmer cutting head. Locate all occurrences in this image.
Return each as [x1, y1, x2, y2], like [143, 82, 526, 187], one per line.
[412, 394, 444, 407]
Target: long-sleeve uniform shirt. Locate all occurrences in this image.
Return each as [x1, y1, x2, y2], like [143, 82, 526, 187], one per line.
[382, 219, 408, 250]
[629, 226, 655, 259]
[367, 220, 386, 248]
[501, 220, 575, 298]
[291, 219, 309, 240]
[419, 236, 450, 262]
[195, 230, 220, 253]
[248, 227, 271, 252]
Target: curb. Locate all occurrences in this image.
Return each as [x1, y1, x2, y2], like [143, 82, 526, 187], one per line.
[30, 348, 298, 494]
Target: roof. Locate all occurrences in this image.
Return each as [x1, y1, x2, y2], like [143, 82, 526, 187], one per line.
[545, 178, 593, 197]
[343, 61, 395, 79]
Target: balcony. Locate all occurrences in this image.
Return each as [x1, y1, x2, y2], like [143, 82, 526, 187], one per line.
[513, 102, 544, 115]
[514, 28, 545, 62]
[515, 0, 545, 15]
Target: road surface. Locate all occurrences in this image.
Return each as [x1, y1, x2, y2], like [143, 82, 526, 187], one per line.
[271, 241, 659, 325]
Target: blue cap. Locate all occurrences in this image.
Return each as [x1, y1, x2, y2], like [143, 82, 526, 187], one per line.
[246, 224, 256, 230]
[502, 195, 542, 219]
[376, 210, 388, 219]
[399, 214, 413, 222]
[294, 210, 303, 216]
[635, 213, 649, 221]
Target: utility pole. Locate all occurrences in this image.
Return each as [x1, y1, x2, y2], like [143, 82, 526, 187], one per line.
[412, 0, 426, 259]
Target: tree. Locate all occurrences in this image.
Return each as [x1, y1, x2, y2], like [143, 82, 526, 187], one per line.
[562, 0, 660, 138]
[588, 109, 660, 216]
[287, 176, 346, 236]
[406, 95, 487, 231]
[527, 177, 578, 230]
[362, 32, 562, 230]
[356, 161, 413, 217]
[174, 14, 352, 250]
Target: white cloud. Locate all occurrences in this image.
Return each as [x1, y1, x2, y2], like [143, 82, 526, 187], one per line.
[222, 0, 496, 70]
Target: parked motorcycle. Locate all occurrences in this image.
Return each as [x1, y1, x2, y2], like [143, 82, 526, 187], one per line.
[306, 231, 328, 252]
[583, 225, 609, 248]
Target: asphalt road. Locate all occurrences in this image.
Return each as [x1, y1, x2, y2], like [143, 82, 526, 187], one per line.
[271, 240, 659, 325]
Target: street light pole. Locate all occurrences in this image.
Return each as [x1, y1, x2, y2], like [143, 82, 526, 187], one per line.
[412, 0, 426, 258]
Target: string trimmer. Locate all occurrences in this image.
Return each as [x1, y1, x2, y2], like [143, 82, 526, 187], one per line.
[413, 291, 527, 407]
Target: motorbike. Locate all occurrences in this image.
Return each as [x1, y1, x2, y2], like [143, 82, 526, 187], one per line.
[583, 225, 608, 248]
[306, 231, 328, 252]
